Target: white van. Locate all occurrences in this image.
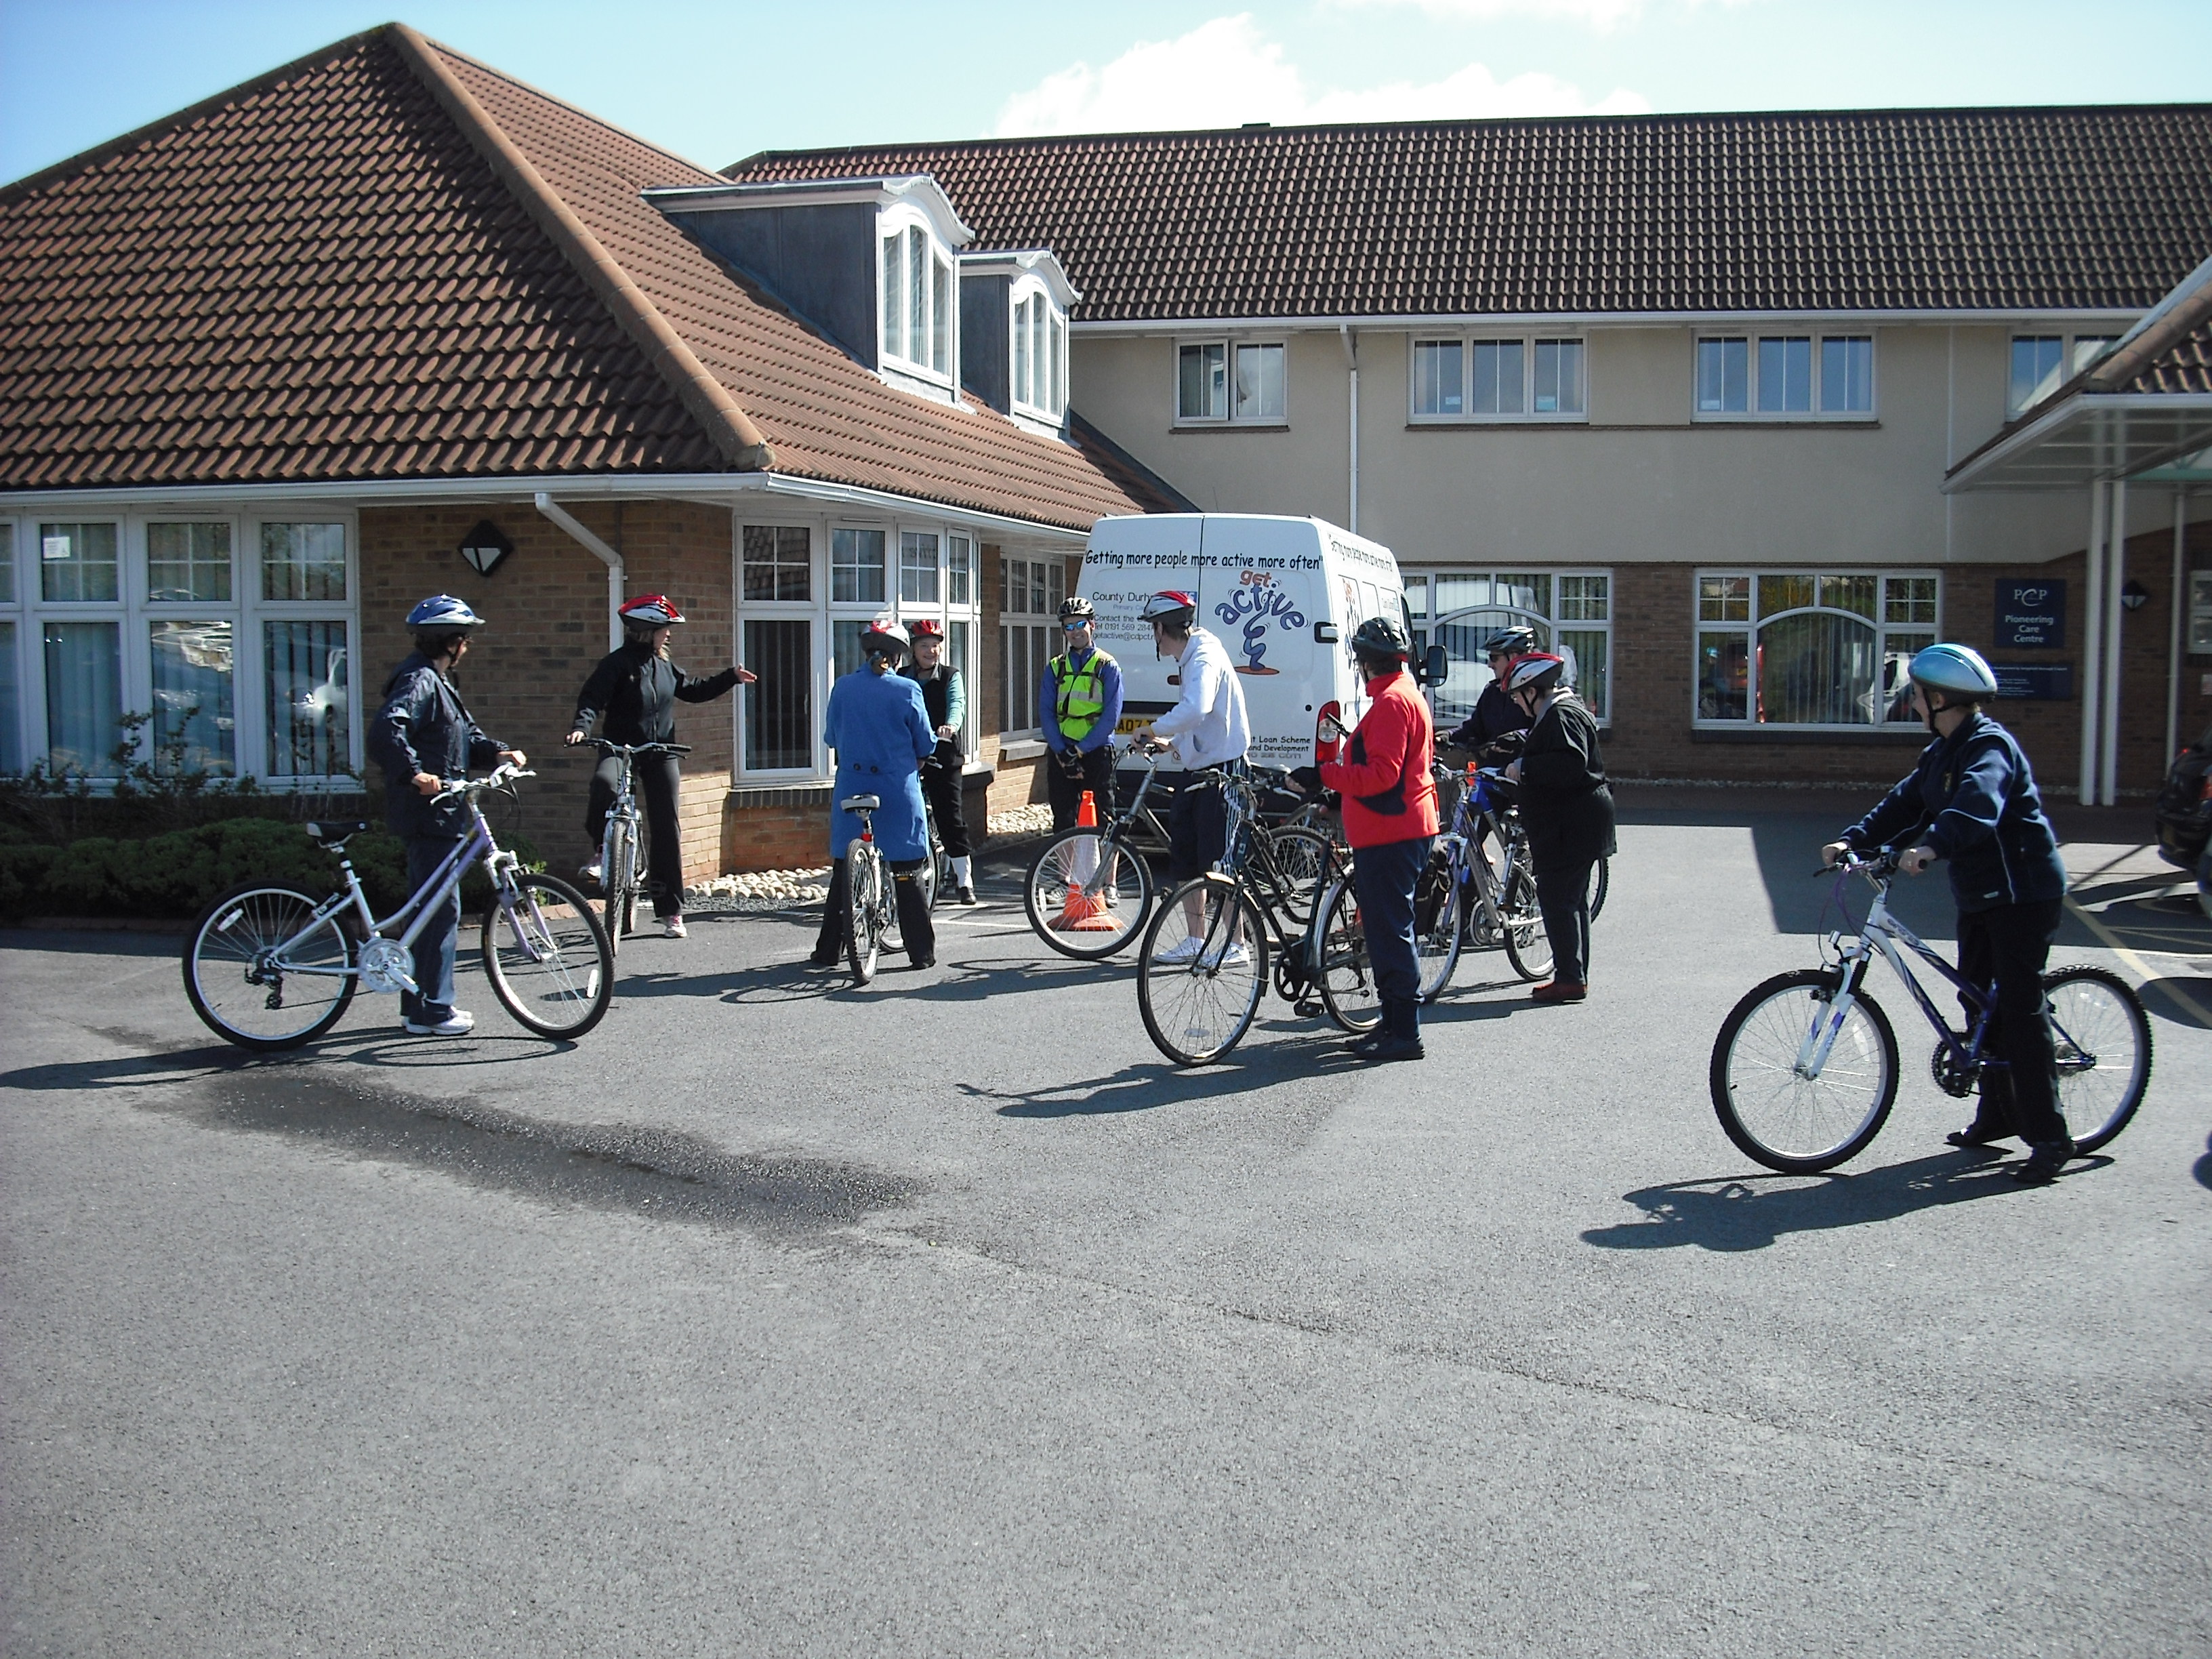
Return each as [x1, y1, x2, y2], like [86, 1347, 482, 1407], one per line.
[1078, 513, 1415, 775]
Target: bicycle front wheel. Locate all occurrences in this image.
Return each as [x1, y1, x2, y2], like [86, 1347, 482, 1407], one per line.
[602, 819, 634, 955]
[1587, 857, 1610, 922]
[1026, 830, 1153, 960]
[184, 882, 356, 1050]
[1414, 852, 1465, 1004]
[1315, 874, 1382, 1033]
[1499, 864, 1553, 981]
[480, 872, 613, 1040]
[1268, 826, 1336, 928]
[2044, 965, 2152, 1152]
[1137, 876, 1265, 1065]
[846, 844, 884, 985]
[1711, 969, 1899, 1172]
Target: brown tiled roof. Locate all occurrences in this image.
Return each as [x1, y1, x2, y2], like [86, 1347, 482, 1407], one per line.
[0, 26, 1155, 528]
[731, 108, 2212, 321]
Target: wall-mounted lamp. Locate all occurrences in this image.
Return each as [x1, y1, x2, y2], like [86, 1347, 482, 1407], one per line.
[458, 519, 514, 577]
[2119, 579, 2151, 613]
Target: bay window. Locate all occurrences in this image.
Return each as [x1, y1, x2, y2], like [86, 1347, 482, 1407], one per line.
[1012, 287, 1067, 422]
[0, 514, 356, 783]
[1695, 570, 1936, 726]
[1699, 333, 1876, 418]
[1411, 336, 1584, 420]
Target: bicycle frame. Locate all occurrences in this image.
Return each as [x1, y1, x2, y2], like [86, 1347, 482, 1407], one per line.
[1185, 769, 1340, 984]
[1803, 865, 1996, 1079]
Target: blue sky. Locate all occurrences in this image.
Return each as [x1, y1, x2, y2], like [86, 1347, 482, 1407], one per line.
[3, 0, 2208, 183]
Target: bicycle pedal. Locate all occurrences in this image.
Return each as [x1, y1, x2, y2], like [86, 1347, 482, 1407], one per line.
[1293, 999, 1324, 1019]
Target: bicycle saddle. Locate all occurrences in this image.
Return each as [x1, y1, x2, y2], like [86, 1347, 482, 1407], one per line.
[839, 794, 881, 813]
[304, 821, 369, 846]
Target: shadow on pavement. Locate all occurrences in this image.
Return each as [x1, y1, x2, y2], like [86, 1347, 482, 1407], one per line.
[970, 1036, 1342, 1117]
[1578, 1148, 2114, 1252]
[2196, 1133, 2212, 1193]
[1, 1029, 574, 1095]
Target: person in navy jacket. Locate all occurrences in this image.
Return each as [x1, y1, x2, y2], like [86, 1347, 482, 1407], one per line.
[811, 618, 940, 971]
[366, 595, 525, 1038]
[1823, 643, 2074, 1184]
[1317, 616, 1439, 1063]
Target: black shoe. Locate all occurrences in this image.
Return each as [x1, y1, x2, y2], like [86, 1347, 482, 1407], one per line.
[908, 954, 935, 970]
[1347, 1027, 1423, 1063]
[954, 886, 978, 906]
[808, 947, 841, 967]
[2011, 1140, 2074, 1184]
[1946, 1120, 2009, 1149]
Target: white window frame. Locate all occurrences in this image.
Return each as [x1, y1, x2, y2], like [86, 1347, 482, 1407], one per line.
[998, 553, 1064, 736]
[2007, 331, 2118, 416]
[1176, 338, 1288, 426]
[877, 207, 958, 392]
[1693, 331, 1878, 422]
[1405, 567, 1614, 724]
[1009, 276, 1068, 424]
[0, 510, 361, 787]
[734, 522, 822, 780]
[1691, 568, 1940, 730]
[1408, 335, 1587, 424]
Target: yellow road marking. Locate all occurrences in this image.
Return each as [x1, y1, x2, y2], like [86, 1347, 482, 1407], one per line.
[2064, 896, 2212, 1030]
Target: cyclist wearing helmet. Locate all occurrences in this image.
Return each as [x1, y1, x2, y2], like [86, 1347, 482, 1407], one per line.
[1040, 595, 1125, 834]
[1317, 616, 1439, 1061]
[811, 617, 939, 970]
[901, 618, 977, 904]
[565, 594, 754, 939]
[1502, 651, 1614, 1004]
[1822, 642, 2072, 1184]
[1439, 626, 1538, 762]
[1135, 590, 1254, 961]
[366, 596, 526, 1037]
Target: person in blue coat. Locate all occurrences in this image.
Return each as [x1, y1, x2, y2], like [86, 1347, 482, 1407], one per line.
[811, 617, 940, 970]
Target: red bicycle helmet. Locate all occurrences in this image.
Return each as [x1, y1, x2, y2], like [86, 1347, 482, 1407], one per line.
[619, 594, 685, 627]
[907, 617, 946, 639]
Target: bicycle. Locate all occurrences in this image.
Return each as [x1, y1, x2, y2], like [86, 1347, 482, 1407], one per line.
[585, 739, 690, 954]
[1134, 763, 1364, 1065]
[888, 790, 947, 947]
[836, 793, 900, 985]
[1413, 763, 1552, 997]
[1024, 743, 1168, 959]
[1708, 850, 2153, 1173]
[182, 763, 614, 1049]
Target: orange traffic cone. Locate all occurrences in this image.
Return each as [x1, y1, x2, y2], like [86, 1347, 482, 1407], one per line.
[1053, 790, 1119, 931]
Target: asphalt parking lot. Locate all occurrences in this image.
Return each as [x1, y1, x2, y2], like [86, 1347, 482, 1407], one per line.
[3, 792, 2208, 1658]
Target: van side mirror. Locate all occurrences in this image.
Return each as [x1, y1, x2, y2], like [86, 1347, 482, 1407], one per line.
[1422, 644, 1449, 687]
[1313, 622, 1340, 644]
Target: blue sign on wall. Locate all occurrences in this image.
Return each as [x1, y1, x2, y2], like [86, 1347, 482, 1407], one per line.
[1993, 663, 2074, 701]
[1996, 579, 2066, 648]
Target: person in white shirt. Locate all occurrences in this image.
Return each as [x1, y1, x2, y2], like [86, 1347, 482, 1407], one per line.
[1134, 590, 1253, 962]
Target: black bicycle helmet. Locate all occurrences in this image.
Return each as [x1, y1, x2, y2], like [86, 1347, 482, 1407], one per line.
[1483, 626, 1537, 659]
[1350, 615, 1412, 661]
[1058, 596, 1097, 622]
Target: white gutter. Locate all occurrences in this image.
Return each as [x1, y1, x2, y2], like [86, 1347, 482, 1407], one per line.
[533, 493, 625, 651]
[2102, 476, 2127, 806]
[0, 470, 1095, 544]
[2079, 483, 2105, 806]
[1942, 392, 2212, 493]
[1073, 306, 2146, 337]
[1339, 325, 1359, 535]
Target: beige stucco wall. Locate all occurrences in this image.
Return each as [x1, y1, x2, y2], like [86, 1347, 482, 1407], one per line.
[1074, 321, 2159, 573]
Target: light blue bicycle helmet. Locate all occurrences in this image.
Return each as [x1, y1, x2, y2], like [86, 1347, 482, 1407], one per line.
[405, 594, 487, 630]
[1908, 642, 1998, 701]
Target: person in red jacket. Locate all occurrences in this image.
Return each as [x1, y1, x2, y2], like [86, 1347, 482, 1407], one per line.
[1317, 616, 1440, 1062]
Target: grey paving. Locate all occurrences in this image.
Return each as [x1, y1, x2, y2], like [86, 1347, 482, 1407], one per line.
[3, 802, 2209, 1658]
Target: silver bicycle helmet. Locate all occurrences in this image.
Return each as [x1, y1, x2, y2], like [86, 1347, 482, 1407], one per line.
[1908, 642, 1999, 701]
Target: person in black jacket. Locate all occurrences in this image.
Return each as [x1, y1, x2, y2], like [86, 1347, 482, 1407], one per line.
[1439, 626, 1537, 761]
[1502, 651, 1614, 1004]
[1822, 643, 2074, 1184]
[900, 619, 975, 905]
[366, 595, 525, 1038]
[564, 594, 754, 939]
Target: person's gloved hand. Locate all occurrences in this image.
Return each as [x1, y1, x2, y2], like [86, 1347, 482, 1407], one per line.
[1288, 765, 1324, 796]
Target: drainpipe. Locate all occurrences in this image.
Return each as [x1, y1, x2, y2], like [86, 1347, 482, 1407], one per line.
[533, 493, 624, 651]
[2102, 476, 2127, 805]
[2079, 481, 2105, 806]
[1340, 325, 1359, 533]
[2169, 487, 2189, 763]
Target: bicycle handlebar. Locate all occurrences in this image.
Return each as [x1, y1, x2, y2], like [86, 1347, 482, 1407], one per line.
[1818, 850, 1901, 879]
[587, 739, 691, 756]
[432, 762, 535, 804]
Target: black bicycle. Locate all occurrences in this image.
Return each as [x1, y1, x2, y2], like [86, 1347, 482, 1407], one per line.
[585, 739, 689, 954]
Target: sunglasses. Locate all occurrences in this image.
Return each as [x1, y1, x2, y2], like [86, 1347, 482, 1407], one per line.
[1062, 620, 1091, 631]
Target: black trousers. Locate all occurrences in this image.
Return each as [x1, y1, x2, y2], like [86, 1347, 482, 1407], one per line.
[1046, 745, 1118, 833]
[1353, 835, 1431, 1039]
[813, 855, 935, 964]
[1959, 898, 2067, 1145]
[1534, 857, 1595, 985]
[586, 752, 684, 918]
[920, 749, 972, 858]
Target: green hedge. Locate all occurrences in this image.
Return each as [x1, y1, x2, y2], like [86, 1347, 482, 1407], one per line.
[2, 819, 542, 922]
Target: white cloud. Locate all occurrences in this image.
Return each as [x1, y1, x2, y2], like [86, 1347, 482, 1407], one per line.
[1334, 0, 1757, 30]
[991, 14, 1649, 139]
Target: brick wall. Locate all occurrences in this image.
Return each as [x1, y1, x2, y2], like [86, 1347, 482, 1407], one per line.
[361, 499, 737, 881]
[1595, 531, 2212, 796]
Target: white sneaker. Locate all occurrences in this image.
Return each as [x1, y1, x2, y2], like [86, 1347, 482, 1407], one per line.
[403, 1008, 476, 1037]
[1208, 942, 1254, 968]
[662, 916, 687, 939]
[579, 859, 603, 884]
[1154, 935, 1206, 964]
[1105, 886, 1122, 906]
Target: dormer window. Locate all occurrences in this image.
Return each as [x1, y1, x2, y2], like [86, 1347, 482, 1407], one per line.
[1010, 282, 1067, 421]
[882, 220, 955, 382]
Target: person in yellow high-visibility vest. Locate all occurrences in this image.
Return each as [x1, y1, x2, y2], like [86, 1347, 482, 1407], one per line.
[1040, 596, 1125, 832]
